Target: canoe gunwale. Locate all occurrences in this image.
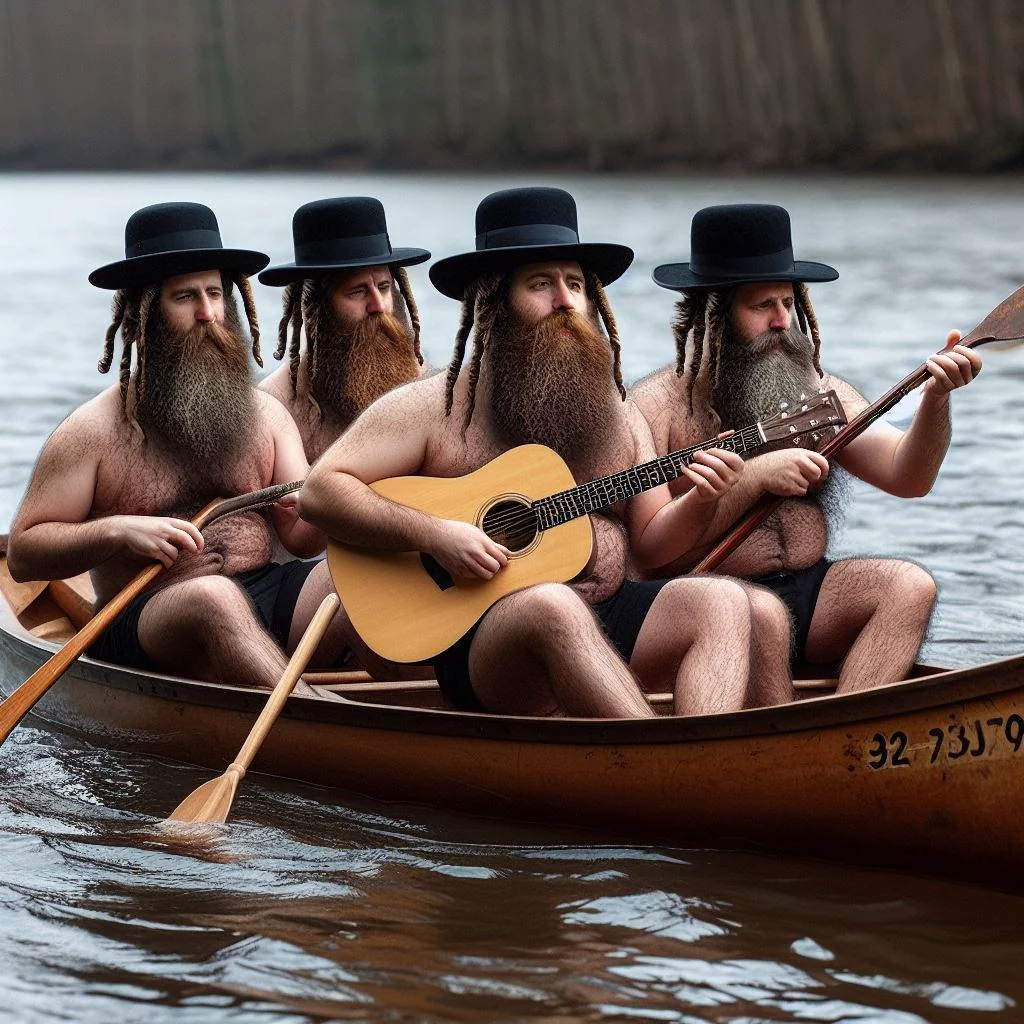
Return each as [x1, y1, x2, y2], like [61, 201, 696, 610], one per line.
[3, 587, 1024, 747]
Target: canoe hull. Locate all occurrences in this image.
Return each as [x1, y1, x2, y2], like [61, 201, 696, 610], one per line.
[3, 598, 1023, 885]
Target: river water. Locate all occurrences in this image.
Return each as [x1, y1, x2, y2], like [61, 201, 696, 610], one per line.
[1, 173, 1022, 1022]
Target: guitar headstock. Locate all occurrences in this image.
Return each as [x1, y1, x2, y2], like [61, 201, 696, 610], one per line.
[758, 389, 847, 446]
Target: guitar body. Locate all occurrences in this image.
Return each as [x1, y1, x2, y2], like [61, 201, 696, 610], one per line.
[327, 444, 593, 663]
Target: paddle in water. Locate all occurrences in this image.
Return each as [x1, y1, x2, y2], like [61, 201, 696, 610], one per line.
[0, 480, 303, 747]
[166, 591, 341, 826]
[693, 282, 1024, 573]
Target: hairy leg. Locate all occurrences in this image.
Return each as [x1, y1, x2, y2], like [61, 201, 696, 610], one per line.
[138, 575, 289, 689]
[469, 583, 654, 718]
[804, 558, 937, 694]
[740, 583, 794, 707]
[288, 560, 434, 679]
[629, 577, 752, 716]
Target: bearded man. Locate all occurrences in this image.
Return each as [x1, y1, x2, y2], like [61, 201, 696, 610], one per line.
[630, 203, 982, 694]
[258, 197, 432, 463]
[7, 202, 351, 692]
[300, 187, 795, 718]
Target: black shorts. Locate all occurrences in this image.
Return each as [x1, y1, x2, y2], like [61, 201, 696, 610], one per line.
[88, 560, 320, 671]
[433, 579, 671, 712]
[750, 557, 832, 661]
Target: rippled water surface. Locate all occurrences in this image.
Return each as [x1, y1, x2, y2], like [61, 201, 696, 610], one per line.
[1, 172, 1023, 1021]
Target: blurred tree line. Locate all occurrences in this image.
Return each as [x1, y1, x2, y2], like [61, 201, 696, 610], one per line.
[1, 0, 1022, 171]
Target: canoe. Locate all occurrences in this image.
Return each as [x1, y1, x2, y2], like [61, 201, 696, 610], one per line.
[2, 556, 1023, 888]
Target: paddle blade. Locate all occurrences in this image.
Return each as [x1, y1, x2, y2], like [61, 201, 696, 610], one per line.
[167, 765, 243, 824]
[960, 283, 1024, 346]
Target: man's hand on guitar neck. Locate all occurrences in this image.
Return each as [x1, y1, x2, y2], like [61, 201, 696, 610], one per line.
[428, 519, 511, 581]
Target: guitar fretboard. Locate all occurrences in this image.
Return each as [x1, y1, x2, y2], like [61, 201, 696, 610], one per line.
[533, 424, 765, 530]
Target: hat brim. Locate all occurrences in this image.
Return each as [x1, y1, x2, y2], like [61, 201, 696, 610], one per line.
[257, 247, 430, 287]
[652, 260, 838, 292]
[89, 248, 270, 290]
[429, 242, 634, 300]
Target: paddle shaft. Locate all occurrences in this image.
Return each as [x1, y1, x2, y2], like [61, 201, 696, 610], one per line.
[0, 480, 302, 744]
[228, 592, 340, 775]
[691, 332, 1000, 575]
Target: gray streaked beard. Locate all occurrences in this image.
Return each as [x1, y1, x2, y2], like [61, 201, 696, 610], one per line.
[486, 307, 619, 464]
[309, 299, 419, 426]
[714, 322, 849, 530]
[714, 324, 822, 430]
[136, 299, 258, 476]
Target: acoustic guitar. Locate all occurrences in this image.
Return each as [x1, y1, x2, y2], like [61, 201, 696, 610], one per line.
[327, 390, 846, 663]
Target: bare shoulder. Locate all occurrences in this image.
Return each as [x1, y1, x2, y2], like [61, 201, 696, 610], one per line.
[254, 387, 296, 428]
[627, 365, 683, 450]
[43, 386, 123, 460]
[361, 373, 447, 428]
[820, 371, 869, 417]
[258, 365, 292, 406]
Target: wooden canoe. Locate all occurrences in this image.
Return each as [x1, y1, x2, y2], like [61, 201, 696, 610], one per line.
[2, 557, 1023, 887]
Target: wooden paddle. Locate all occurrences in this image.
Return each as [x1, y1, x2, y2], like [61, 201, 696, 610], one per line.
[692, 283, 1024, 574]
[0, 480, 302, 747]
[166, 591, 341, 825]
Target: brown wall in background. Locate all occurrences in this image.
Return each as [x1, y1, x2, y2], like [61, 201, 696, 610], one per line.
[2, 0, 1022, 171]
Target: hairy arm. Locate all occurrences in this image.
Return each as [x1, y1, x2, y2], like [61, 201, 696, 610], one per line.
[7, 397, 202, 581]
[298, 382, 509, 579]
[622, 403, 745, 570]
[258, 392, 325, 558]
[832, 337, 981, 497]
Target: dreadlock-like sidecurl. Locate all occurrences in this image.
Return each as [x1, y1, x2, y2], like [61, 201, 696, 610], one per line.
[394, 267, 423, 365]
[586, 272, 625, 400]
[442, 272, 506, 434]
[793, 282, 823, 376]
[232, 273, 263, 368]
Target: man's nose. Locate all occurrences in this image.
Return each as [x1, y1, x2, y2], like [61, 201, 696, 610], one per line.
[552, 280, 574, 310]
[769, 301, 791, 330]
[195, 293, 216, 321]
[366, 285, 385, 314]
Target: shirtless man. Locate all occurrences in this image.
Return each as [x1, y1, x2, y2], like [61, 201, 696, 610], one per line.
[300, 187, 794, 718]
[631, 203, 982, 693]
[259, 197, 433, 463]
[7, 202, 349, 691]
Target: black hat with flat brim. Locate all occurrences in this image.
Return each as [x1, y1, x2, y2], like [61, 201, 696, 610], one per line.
[89, 202, 269, 290]
[258, 197, 430, 286]
[652, 203, 838, 292]
[429, 186, 634, 300]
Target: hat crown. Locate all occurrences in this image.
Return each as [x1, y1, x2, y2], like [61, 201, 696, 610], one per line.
[474, 187, 580, 251]
[292, 197, 388, 246]
[691, 204, 792, 262]
[124, 202, 223, 258]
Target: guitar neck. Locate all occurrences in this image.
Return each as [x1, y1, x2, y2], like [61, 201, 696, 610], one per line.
[533, 424, 766, 530]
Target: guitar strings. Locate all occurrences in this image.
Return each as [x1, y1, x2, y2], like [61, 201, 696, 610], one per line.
[478, 424, 766, 537]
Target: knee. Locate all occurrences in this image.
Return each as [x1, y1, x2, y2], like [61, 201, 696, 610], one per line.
[890, 562, 937, 614]
[172, 576, 248, 627]
[665, 577, 750, 627]
[509, 583, 594, 638]
[745, 585, 791, 641]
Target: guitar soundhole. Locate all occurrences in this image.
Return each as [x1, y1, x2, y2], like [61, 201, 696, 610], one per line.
[481, 499, 538, 553]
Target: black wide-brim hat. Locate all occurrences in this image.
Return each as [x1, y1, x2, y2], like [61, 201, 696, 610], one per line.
[653, 203, 838, 292]
[258, 197, 430, 286]
[89, 202, 269, 290]
[429, 186, 634, 300]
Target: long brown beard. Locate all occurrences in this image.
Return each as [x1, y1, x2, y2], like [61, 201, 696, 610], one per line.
[713, 324, 822, 430]
[311, 307, 419, 426]
[486, 308, 618, 463]
[136, 307, 257, 474]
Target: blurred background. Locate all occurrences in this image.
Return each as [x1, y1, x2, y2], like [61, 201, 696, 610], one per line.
[2, 0, 1022, 173]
